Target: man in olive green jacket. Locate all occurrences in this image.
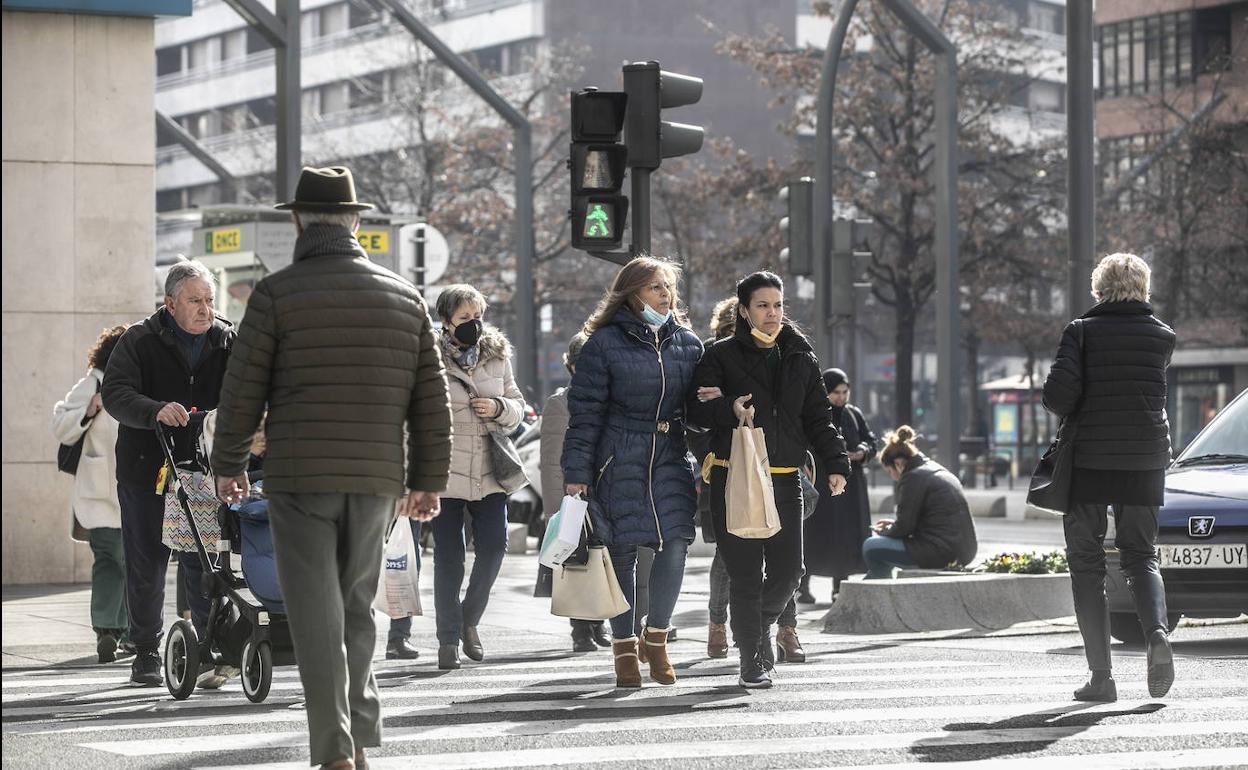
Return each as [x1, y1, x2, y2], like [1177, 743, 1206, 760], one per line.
[211, 166, 451, 770]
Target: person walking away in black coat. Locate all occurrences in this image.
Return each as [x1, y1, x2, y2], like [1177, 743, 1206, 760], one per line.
[688, 271, 850, 689]
[1042, 252, 1177, 704]
[863, 426, 977, 578]
[797, 367, 878, 603]
[687, 297, 738, 659]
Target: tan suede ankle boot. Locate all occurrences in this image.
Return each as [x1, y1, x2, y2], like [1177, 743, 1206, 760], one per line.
[642, 626, 676, 685]
[707, 622, 729, 659]
[612, 637, 642, 688]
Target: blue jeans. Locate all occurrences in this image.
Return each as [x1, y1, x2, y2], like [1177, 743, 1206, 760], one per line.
[387, 518, 423, 642]
[862, 535, 917, 579]
[427, 495, 508, 645]
[608, 539, 689, 639]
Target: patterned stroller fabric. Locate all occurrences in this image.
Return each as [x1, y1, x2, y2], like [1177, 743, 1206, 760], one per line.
[161, 426, 222, 553]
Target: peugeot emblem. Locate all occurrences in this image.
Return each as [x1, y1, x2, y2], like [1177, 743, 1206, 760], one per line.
[1189, 516, 1215, 538]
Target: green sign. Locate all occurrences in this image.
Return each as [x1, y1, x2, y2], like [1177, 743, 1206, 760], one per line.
[584, 203, 613, 239]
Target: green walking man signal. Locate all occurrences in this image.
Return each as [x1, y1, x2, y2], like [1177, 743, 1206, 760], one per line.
[584, 204, 612, 238]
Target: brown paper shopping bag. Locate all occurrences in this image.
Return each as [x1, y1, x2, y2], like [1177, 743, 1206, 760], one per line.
[725, 410, 782, 539]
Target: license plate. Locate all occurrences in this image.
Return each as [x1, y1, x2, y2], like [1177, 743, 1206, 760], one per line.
[1159, 543, 1248, 569]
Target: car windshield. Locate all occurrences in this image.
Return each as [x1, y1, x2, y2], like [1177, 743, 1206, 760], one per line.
[1175, 392, 1248, 466]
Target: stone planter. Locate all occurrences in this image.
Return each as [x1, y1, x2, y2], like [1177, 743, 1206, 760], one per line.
[821, 572, 1073, 635]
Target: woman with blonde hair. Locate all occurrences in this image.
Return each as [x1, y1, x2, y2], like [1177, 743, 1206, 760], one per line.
[1042, 252, 1176, 703]
[864, 426, 976, 579]
[562, 255, 703, 688]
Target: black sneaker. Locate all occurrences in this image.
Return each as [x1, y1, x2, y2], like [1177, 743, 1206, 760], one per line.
[739, 654, 773, 689]
[129, 650, 163, 687]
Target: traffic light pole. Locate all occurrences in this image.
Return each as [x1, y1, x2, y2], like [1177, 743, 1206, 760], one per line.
[817, 0, 961, 474]
[630, 168, 652, 256]
[1066, 1, 1095, 318]
[377, 0, 537, 397]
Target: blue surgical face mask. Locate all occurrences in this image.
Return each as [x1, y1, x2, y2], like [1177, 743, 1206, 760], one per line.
[641, 302, 672, 326]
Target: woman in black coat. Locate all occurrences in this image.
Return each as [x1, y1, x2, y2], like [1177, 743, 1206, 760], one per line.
[798, 368, 877, 602]
[1042, 252, 1177, 704]
[863, 426, 977, 577]
[687, 271, 850, 689]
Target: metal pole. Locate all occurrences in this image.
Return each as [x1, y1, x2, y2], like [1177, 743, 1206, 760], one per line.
[814, 0, 861, 368]
[631, 168, 652, 256]
[275, 0, 301, 202]
[155, 110, 238, 201]
[376, 0, 537, 396]
[1066, 0, 1095, 318]
[932, 49, 961, 476]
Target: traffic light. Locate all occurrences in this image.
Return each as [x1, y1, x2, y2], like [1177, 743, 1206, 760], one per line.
[779, 177, 814, 276]
[569, 88, 629, 251]
[622, 61, 704, 169]
[829, 218, 874, 316]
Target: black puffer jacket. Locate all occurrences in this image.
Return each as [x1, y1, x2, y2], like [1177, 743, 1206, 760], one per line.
[686, 323, 850, 478]
[1042, 300, 1175, 506]
[102, 309, 235, 488]
[884, 454, 977, 568]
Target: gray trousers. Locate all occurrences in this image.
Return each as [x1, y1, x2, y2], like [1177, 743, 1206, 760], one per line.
[268, 492, 392, 766]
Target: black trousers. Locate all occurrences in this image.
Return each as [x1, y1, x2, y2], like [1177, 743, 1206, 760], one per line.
[710, 468, 804, 656]
[118, 483, 211, 652]
[1064, 502, 1168, 671]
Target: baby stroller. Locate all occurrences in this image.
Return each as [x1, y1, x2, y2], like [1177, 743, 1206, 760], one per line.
[158, 413, 294, 703]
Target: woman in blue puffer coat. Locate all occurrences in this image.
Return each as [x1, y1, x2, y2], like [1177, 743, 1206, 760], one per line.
[562, 255, 703, 688]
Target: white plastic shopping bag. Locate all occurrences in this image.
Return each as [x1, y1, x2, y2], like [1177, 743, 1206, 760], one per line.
[373, 517, 422, 619]
[539, 494, 589, 568]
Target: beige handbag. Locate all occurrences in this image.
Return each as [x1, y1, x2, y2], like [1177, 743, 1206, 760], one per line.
[726, 410, 782, 539]
[550, 523, 630, 620]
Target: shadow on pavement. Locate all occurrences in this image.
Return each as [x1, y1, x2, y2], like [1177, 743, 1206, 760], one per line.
[909, 701, 1167, 762]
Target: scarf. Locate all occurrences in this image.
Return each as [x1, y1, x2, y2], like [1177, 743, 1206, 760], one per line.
[439, 329, 480, 372]
[292, 224, 369, 263]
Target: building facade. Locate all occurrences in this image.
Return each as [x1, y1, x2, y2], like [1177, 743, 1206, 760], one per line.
[2, 0, 189, 584]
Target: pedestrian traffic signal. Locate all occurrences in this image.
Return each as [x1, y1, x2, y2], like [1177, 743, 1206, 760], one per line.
[779, 177, 814, 276]
[622, 61, 704, 170]
[570, 88, 629, 251]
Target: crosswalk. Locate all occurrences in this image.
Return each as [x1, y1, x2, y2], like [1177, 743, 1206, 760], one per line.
[3, 635, 1247, 769]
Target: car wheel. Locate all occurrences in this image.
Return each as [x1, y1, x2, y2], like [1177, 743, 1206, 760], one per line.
[1109, 612, 1181, 644]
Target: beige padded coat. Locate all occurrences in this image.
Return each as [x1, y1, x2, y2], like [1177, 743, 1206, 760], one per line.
[443, 328, 527, 501]
[51, 368, 121, 537]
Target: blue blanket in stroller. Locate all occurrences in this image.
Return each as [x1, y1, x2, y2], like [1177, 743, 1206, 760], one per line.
[235, 496, 285, 614]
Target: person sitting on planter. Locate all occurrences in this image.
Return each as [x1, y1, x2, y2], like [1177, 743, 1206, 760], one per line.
[863, 426, 977, 579]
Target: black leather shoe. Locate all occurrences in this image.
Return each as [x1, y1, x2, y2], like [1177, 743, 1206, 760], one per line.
[386, 639, 420, 660]
[1146, 629, 1174, 698]
[590, 622, 611, 648]
[1074, 671, 1117, 702]
[438, 644, 461, 670]
[571, 626, 597, 652]
[462, 626, 484, 662]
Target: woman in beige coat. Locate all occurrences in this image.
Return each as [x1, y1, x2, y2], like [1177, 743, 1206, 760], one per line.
[424, 284, 527, 670]
[52, 325, 131, 663]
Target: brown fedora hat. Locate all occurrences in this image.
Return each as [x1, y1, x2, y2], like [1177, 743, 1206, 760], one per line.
[275, 165, 374, 212]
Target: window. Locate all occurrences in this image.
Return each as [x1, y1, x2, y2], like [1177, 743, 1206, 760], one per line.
[348, 0, 380, 28]
[222, 29, 247, 61]
[1097, 11, 1207, 96]
[156, 46, 182, 77]
[187, 36, 221, 71]
[157, 188, 185, 212]
[1026, 2, 1061, 35]
[1028, 81, 1062, 113]
[349, 72, 387, 110]
[320, 3, 349, 36]
[321, 82, 350, 114]
[468, 44, 504, 75]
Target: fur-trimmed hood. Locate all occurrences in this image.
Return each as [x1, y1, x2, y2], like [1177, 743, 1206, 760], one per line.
[478, 325, 513, 362]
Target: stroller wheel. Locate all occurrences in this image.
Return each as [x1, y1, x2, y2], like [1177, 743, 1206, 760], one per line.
[164, 620, 199, 700]
[241, 639, 273, 703]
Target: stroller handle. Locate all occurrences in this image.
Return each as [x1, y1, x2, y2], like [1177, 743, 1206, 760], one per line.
[156, 409, 209, 469]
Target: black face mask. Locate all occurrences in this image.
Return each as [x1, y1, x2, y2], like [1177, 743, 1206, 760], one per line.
[452, 319, 483, 347]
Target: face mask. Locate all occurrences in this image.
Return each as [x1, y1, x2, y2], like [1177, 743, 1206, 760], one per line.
[641, 303, 672, 327]
[745, 314, 780, 345]
[451, 319, 483, 346]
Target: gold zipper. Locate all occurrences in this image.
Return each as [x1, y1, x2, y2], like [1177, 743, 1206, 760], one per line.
[649, 329, 666, 551]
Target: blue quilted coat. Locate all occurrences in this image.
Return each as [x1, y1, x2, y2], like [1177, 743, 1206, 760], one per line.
[561, 308, 703, 549]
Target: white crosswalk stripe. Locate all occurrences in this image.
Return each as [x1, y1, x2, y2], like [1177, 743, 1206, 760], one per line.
[4, 640, 1247, 769]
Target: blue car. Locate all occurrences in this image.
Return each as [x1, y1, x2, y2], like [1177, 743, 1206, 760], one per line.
[1105, 388, 1248, 642]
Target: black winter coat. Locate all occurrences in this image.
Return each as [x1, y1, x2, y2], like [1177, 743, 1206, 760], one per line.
[102, 309, 235, 489]
[686, 323, 850, 479]
[806, 402, 877, 577]
[1041, 300, 1175, 506]
[562, 309, 703, 549]
[884, 454, 977, 568]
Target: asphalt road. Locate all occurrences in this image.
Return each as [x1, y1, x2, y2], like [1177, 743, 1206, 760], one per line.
[4, 520, 1246, 769]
